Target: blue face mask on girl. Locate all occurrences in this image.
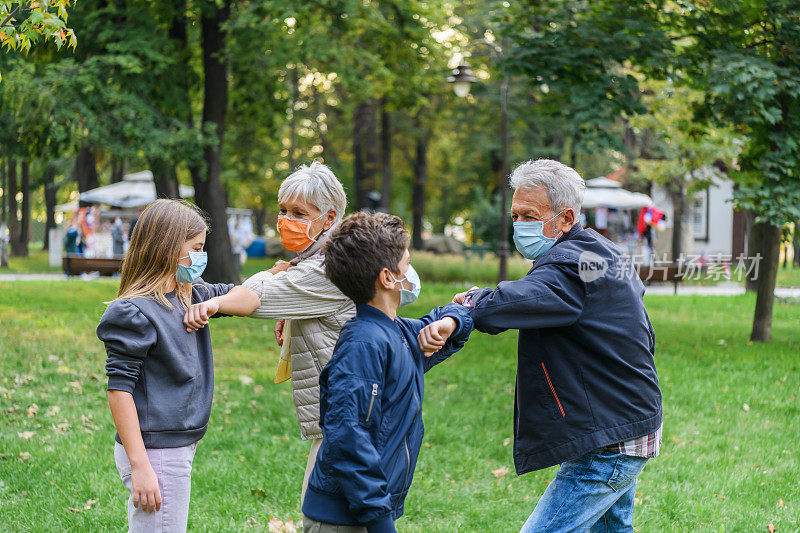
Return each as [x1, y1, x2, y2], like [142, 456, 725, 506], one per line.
[176, 251, 208, 283]
[513, 210, 564, 260]
[389, 264, 422, 307]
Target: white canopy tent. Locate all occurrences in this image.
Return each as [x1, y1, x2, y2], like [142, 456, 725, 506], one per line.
[77, 170, 194, 208]
[582, 177, 653, 210]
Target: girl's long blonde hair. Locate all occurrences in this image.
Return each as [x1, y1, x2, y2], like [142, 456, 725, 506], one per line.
[116, 199, 209, 310]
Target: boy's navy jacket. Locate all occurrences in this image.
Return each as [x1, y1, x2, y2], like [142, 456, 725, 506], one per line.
[302, 303, 473, 532]
[470, 224, 662, 474]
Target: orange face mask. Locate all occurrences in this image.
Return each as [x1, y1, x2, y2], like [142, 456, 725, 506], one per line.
[277, 214, 324, 252]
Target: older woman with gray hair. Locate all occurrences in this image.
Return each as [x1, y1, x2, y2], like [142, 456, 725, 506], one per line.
[242, 161, 355, 503]
[454, 159, 662, 532]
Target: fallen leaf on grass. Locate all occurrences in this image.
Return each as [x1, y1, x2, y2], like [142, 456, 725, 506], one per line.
[743, 403, 750, 412]
[45, 405, 61, 416]
[19, 452, 31, 462]
[778, 498, 784, 507]
[268, 517, 297, 533]
[239, 375, 254, 386]
[17, 431, 35, 440]
[491, 467, 510, 479]
[768, 524, 776, 533]
[503, 437, 512, 446]
[26, 404, 39, 418]
[250, 488, 267, 499]
[67, 499, 98, 514]
[246, 516, 260, 527]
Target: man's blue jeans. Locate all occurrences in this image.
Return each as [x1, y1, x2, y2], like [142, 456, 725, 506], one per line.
[520, 449, 648, 533]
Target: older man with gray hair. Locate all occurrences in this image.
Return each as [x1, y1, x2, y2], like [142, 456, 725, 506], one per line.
[455, 159, 662, 532]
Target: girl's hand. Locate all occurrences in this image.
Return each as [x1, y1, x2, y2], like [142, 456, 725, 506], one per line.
[275, 319, 286, 346]
[184, 298, 220, 332]
[418, 317, 458, 357]
[268, 260, 293, 275]
[131, 462, 161, 513]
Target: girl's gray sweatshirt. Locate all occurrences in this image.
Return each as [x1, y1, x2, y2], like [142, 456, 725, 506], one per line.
[97, 279, 233, 448]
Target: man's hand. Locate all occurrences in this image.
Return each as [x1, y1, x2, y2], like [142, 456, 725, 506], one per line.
[131, 461, 161, 513]
[452, 286, 480, 305]
[268, 260, 293, 275]
[418, 317, 458, 357]
[184, 298, 220, 332]
[275, 319, 285, 346]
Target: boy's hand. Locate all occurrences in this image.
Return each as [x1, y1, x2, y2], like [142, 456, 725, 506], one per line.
[131, 461, 161, 513]
[184, 298, 220, 332]
[452, 286, 480, 305]
[275, 319, 285, 346]
[268, 260, 293, 275]
[418, 317, 458, 357]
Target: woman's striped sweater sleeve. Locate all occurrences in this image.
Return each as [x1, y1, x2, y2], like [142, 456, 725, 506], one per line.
[243, 255, 351, 320]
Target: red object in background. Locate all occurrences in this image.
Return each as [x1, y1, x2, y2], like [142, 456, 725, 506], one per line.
[637, 206, 665, 235]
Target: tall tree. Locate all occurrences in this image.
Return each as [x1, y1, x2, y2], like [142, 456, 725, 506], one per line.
[195, 0, 238, 283]
[675, 0, 800, 342]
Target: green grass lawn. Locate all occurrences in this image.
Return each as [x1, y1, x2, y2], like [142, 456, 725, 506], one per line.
[1, 281, 798, 531]
[2, 248, 61, 274]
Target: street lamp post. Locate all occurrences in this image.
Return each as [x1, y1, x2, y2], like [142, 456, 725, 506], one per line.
[448, 41, 511, 283]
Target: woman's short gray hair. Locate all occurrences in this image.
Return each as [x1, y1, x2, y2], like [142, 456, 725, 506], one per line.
[278, 161, 347, 221]
[509, 159, 585, 215]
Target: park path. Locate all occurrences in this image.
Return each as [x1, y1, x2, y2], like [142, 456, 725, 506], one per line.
[1, 273, 800, 298]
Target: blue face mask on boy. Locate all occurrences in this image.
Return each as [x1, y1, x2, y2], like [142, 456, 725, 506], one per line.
[176, 251, 208, 283]
[513, 210, 564, 260]
[389, 264, 421, 307]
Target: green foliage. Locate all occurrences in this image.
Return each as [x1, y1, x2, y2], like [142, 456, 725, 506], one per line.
[0, 0, 76, 80]
[675, 0, 800, 224]
[502, 0, 673, 155]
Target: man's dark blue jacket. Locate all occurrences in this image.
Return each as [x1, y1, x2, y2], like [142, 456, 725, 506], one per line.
[302, 303, 473, 533]
[470, 223, 662, 474]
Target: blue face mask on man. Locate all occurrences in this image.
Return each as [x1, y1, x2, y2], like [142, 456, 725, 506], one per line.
[176, 251, 208, 283]
[513, 210, 564, 260]
[389, 264, 421, 307]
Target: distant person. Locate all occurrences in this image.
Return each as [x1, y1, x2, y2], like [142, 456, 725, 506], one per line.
[111, 217, 125, 256]
[454, 159, 662, 532]
[63, 214, 82, 255]
[302, 212, 473, 532]
[97, 199, 260, 532]
[240, 162, 355, 506]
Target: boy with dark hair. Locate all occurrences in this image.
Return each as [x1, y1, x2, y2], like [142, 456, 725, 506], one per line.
[301, 212, 473, 533]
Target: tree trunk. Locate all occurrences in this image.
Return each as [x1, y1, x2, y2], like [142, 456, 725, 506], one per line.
[288, 67, 299, 171]
[43, 164, 57, 251]
[7, 159, 19, 255]
[1, 160, 7, 268]
[750, 222, 782, 342]
[352, 100, 378, 210]
[14, 161, 30, 256]
[75, 145, 99, 206]
[150, 158, 180, 198]
[111, 156, 126, 183]
[670, 186, 684, 263]
[195, 0, 238, 283]
[792, 221, 799, 268]
[745, 211, 761, 292]
[411, 118, 428, 251]
[379, 100, 391, 212]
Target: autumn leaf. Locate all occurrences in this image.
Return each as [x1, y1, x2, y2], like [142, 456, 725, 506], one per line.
[491, 467, 510, 479]
[268, 517, 297, 533]
[239, 375, 254, 386]
[19, 451, 31, 462]
[17, 431, 35, 440]
[768, 524, 776, 533]
[503, 437, 512, 446]
[778, 498, 784, 508]
[250, 488, 267, 499]
[26, 404, 39, 418]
